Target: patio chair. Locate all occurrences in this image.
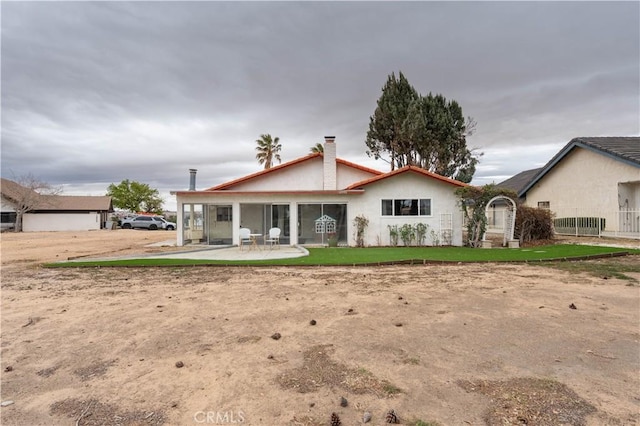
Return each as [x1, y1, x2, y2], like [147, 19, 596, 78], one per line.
[264, 227, 281, 250]
[239, 227, 252, 250]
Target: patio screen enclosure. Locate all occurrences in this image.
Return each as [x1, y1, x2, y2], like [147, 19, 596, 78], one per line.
[183, 203, 233, 245]
[240, 204, 290, 244]
[182, 202, 346, 245]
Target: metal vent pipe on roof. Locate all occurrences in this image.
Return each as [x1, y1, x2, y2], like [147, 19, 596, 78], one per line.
[189, 169, 197, 191]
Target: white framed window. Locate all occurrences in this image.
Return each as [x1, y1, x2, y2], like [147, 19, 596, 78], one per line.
[381, 199, 431, 216]
[538, 201, 550, 209]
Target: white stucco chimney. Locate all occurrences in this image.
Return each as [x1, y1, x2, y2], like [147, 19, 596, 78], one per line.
[323, 136, 337, 190]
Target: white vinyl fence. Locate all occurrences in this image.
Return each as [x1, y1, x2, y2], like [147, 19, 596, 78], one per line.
[484, 207, 640, 240]
[551, 208, 640, 239]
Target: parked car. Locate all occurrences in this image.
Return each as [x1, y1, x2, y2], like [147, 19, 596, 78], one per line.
[157, 217, 176, 230]
[121, 216, 169, 230]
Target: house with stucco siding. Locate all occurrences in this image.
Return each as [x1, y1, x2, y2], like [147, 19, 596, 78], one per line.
[172, 137, 467, 247]
[518, 137, 640, 237]
[1, 178, 113, 232]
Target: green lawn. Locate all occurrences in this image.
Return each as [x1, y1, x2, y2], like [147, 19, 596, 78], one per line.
[46, 244, 639, 268]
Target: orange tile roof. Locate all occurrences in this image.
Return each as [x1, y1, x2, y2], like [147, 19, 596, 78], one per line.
[336, 158, 384, 176]
[345, 165, 468, 189]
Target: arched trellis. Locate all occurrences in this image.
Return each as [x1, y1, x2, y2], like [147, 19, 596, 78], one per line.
[483, 195, 517, 246]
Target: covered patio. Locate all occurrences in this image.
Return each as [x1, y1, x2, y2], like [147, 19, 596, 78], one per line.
[179, 201, 349, 247]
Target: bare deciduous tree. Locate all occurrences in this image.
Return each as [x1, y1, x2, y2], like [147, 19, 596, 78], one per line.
[2, 174, 61, 232]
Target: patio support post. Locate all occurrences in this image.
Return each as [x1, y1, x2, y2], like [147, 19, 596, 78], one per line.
[177, 202, 184, 246]
[232, 201, 241, 245]
[289, 202, 298, 245]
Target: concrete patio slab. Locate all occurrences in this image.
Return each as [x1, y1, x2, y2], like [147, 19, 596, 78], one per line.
[144, 245, 308, 261]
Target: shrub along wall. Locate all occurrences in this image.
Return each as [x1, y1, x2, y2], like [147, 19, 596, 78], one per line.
[515, 206, 554, 243]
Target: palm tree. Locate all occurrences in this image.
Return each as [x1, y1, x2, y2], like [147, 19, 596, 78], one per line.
[310, 143, 324, 154]
[255, 134, 282, 169]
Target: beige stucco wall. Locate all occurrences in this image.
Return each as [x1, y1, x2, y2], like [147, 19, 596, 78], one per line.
[526, 148, 640, 211]
[525, 148, 640, 233]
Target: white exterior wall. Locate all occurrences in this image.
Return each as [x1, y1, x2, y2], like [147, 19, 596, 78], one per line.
[23, 213, 102, 232]
[228, 161, 324, 191]
[348, 173, 463, 246]
[526, 148, 640, 210]
[226, 159, 378, 192]
[177, 174, 464, 247]
[336, 164, 379, 189]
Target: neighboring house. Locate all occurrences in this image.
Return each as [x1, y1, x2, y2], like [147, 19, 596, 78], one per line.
[495, 168, 543, 197]
[486, 168, 543, 232]
[172, 137, 467, 247]
[1, 178, 113, 232]
[517, 137, 640, 237]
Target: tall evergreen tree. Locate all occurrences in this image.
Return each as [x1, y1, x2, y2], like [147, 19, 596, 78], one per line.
[255, 134, 282, 169]
[365, 71, 418, 170]
[366, 72, 481, 182]
[404, 93, 480, 182]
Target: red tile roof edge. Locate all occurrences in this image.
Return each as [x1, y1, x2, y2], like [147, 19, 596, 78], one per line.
[206, 153, 383, 190]
[335, 158, 384, 176]
[206, 154, 321, 190]
[345, 165, 468, 189]
[174, 189, 365, 196]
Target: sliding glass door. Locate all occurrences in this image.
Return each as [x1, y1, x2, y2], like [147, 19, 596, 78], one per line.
[297, 203, 347, 245]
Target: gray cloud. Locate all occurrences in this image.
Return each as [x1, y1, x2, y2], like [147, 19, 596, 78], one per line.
[2, 1, 638, 210]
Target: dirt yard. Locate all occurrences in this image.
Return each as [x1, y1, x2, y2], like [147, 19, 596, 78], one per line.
[1, 230, 639, 425]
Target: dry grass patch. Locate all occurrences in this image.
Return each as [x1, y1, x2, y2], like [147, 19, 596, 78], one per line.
[288, 415, 325, 426]
[36, 365, 59, 378]
[73, 359, 117, 382]
[50, 398, 165, 426]
[458, 377, 596, 425]
[237, 335, 262, 344]
[278, 344, 401, 397]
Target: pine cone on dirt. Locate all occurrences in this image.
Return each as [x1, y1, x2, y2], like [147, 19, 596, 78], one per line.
[330, 412, 341, 426]
[385, 409, 399, 424]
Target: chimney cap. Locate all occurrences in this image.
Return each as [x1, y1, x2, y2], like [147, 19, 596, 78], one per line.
[189, 168, 198, 172]
[324, 136, 336, 142]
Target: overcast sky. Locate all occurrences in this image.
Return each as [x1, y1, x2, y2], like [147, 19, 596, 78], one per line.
[2, 1, 639, 211]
